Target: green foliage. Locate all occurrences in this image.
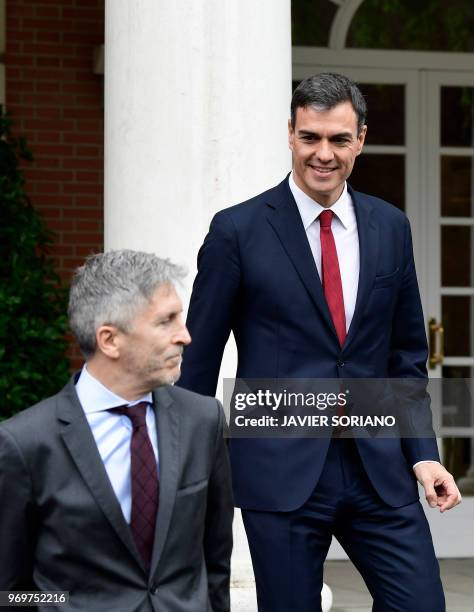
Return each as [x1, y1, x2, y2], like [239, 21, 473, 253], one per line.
[0, 114, 70, 419]
[347, 0, 474, 52]
[292, 0, 474, 52]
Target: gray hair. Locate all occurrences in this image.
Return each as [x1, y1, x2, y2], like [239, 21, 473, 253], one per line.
[291, 73, 367, 135]
[68, 250, 186, 358]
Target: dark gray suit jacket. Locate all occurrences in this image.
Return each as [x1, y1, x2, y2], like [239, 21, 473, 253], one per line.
[0, 377, 233, 611]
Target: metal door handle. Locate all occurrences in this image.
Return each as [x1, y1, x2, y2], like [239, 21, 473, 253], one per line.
[428, 317, 444, 369]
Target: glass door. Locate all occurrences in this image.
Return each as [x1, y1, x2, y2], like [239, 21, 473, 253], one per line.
[424, 71, 474, 556]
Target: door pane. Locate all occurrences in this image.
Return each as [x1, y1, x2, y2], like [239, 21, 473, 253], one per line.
[441, 226, 471, 286]
[443, 438, 472, 484]
[442, 296, 472, 356]
[441, 86, 474, 147]
[441, 156, 472, 216]
[358, 84, 405, 145]
[350, 154, 405, 211]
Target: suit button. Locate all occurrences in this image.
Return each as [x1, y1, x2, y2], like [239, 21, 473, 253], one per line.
[150, 586, 158, 595]
[337, 360, 345, 367]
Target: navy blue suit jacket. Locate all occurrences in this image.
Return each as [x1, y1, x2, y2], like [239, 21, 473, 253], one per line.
[178, 176, 440, 510]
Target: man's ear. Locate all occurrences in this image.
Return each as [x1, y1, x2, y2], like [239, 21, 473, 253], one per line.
[356, 124, 367, 155]
[95, 324, 121, 360]
[288, 118, 295, 151]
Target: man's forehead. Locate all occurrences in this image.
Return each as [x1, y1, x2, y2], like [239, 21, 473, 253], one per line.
[151, 282, 181, 303]
[294, 103, 359, 130]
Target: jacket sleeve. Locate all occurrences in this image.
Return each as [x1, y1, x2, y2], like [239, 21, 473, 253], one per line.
[0, 426, 36, 590]
[204, 400, 233, 612]
[388, 217, 440, 464]
[178, 211, 241, 396]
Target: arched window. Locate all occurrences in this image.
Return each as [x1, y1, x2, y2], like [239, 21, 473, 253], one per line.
[292, 0, 474, 52]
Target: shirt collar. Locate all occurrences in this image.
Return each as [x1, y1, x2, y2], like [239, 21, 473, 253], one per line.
[289, 171, 352, 230]
[75, 364, 153, 415]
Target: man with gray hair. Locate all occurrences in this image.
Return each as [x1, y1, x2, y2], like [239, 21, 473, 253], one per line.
[0, 250, 233, 612]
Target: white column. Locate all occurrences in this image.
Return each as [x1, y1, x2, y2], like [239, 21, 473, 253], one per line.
[104, 2, 332, 609]
[105, 0, 290, 277]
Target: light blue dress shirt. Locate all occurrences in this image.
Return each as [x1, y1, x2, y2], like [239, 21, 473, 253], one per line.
[75, 365, 159, 523]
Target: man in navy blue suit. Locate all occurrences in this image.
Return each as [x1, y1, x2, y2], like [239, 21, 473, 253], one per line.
[178, 74, 461, 611]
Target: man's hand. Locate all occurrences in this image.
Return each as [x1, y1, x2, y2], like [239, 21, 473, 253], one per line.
[414, 462, 462, 513]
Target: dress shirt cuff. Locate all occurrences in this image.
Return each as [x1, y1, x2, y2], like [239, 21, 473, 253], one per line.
[412, 460, 441, 470]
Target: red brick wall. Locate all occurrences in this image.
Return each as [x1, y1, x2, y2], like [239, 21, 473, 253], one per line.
[5, 0, 105, 366]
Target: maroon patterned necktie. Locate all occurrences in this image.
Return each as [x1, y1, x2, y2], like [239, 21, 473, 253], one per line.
[111, 402, 159, 570]
[320, 209, 346, 347]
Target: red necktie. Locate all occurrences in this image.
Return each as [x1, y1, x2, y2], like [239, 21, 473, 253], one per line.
[111, 402, 159, 570]
[320, 210, 346, 347]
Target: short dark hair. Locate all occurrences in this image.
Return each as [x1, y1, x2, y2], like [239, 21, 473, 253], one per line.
[291, 73, 367, 134]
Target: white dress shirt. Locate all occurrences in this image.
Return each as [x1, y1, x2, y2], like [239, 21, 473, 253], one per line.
[75, 365, 159, 522]
[288, 172, 436, 470]
[289, 172, 359, 332]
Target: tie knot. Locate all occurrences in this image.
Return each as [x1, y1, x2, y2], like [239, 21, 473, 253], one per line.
[110, 401, 149, 429]
[319, 209, 334, 229]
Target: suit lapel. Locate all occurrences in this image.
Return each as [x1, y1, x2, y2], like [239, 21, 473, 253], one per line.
[57, 379, 143, 569]
[265, 178, 338, 341]
[150, 385, 180, 575]
[344, 186, 379, 350]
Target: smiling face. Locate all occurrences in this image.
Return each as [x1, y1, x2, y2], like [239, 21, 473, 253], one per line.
[288, 102, 366, 207]
[117, 282, 191, 393]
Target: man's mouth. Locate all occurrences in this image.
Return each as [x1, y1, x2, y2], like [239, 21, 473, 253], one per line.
[308, 165, 336, 175]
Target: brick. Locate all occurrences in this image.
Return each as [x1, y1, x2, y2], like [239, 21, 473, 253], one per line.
[75, 120, 102, 132]
[25, 169, 74, 182]
[66, 133, 102, 144]
[36, 56, 61, 68]
[32, 182, 61, 194]
[63, 183, 102, 195]
[75, 171, 101, 182]
[8, 55, 35, 66]
[47, 220, 75, 232]
[35, 30, 61, 43]
[23, 43, 76, 56]
[61, 232, 103, 244]
[34, 195, 73, 206]
[35, 106, 62, 119]
[5, 80, 34, 92]
[35, 7, 60, 19]
[72, 196, 102, 207]
[62, 8, 102, 20]
[23, 93, 74, 106]
[7, 42, 22, 53]
[37, 144, 74, 156]
[62, 81, 100, 94]
[37, 207, 62, 219]
[75, 220, 102, 231]
[76, 145, 100, 156]
[62, 257, 89, 269]
[8, 5, 35, 18]
[61, 57, 92, 70]
[76, 245, 102, 257]
[35, 133, 62, 144]
[24, 119, 74, 131]
[75, 95, 100, 107]
[62, 158, 101, 170]
[31, 157, 60, 169]
[64, 207, 102, 219]
[36, 81, 61, 93]
[64, 108, 101, 119]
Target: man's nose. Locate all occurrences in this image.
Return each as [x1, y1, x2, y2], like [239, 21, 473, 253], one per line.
[176, 323, 192, 346]
[316, 139, 334, 162]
